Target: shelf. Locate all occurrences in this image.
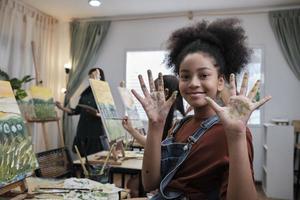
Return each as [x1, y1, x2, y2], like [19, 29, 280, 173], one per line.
[262, 124, 293, 199]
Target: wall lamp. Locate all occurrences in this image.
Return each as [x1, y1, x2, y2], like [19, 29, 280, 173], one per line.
[64, 63, 72, 74]
[89, 0, 101, 7]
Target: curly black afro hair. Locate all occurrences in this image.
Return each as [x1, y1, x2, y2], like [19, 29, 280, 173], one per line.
[166, 18, 252, 82]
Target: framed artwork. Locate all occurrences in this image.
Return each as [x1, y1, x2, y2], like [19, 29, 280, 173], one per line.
[0, 81, 38, 188]
[89, 79, 124, 142]
[28, 86, 57, 120]
[117, 86, 143, 129]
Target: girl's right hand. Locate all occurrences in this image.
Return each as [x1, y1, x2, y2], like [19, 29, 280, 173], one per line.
[131, 70, 177, 124]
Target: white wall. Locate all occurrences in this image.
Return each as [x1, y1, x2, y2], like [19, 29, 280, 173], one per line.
[93, 12, 300, 181]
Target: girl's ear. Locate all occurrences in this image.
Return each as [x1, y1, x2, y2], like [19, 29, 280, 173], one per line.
[217, 75, 225, 92]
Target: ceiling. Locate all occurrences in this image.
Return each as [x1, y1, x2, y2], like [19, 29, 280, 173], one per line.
[22, 0, 300, 21]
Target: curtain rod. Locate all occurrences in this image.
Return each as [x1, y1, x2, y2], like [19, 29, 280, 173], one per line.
[16, 0, 58, 22]
[72, 4, 300, 22]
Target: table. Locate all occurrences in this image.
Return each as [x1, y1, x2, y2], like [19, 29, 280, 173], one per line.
[0, 177, 64, 199]
[73, 150, 145, 196]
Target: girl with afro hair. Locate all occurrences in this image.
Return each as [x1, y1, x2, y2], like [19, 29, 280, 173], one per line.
[132, 18, 271, 200]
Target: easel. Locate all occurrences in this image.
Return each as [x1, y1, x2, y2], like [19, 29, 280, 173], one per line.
[26, 115, 64, 151]
[74, 140, 125, 179]
[25, 41, 64, 151]
[111, 140, 126, 160]
[88, 140, 126, 166]
[0, 179, 27, 196]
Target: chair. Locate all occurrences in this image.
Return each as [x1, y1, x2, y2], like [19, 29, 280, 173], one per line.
[35, 147, 74, 178]
[293, 120, 300, 199]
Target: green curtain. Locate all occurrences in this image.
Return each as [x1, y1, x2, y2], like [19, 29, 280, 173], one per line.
[269, 9, 300, 80]
[63, 20, 110, 150]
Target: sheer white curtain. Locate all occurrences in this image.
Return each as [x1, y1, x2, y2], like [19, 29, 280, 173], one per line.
[0, 0, 68, 152]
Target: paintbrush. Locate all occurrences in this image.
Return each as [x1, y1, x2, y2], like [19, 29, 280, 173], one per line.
[100, 143, 116, 175]
[105, 117, 141, 121]
[74, 145, 89, 177]
[38, 187, 103, 191]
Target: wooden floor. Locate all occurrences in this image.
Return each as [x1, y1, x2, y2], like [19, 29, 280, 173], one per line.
[256, 183, 272, 200]
[256, 183, 300, 200]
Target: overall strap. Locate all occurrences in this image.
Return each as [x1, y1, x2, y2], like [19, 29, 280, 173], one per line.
[186, 115, 220, 146]
[170, 115, 193, 137]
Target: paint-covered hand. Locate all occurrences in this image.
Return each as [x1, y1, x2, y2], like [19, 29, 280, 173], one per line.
[122, 116, 135, 132]
[205, 73, 271, 138]
[131, 70, 177, 124]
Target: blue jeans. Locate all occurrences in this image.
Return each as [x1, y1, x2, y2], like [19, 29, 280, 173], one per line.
[151, 115, 219, 200]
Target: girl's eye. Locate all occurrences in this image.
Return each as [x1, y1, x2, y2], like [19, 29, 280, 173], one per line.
[179, 74, 190, 81]
[199, 74, 209, 79]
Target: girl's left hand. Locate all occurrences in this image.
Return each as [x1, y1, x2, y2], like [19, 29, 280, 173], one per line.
[205, 73, 271, 138]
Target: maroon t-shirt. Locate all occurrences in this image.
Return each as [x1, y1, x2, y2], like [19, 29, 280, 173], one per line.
[167, 118, 254, 199]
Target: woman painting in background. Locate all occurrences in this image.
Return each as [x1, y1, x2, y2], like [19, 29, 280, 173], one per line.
[56, 67, 107, 156]
[122, 75, 186, 147]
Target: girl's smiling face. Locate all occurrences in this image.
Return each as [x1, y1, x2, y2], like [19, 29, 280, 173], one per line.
[179, 52, 224, 109]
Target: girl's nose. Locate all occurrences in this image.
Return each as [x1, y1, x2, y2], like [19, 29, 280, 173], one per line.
[188, 75, 200, 88]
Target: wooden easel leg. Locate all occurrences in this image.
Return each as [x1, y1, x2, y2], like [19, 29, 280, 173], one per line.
[110, 141, 126, 160]
[41, 122, 49, 150]
[110, 143, 119, 161]
[56, 120, 64, 147]
[119, 141, 125, 158]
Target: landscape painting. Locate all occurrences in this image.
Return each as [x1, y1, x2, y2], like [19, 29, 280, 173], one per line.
[117, 86, 143, 129]
[28, 86, 57, 120]
[89, 79, 124, 142]
[0, 81, 38, 188]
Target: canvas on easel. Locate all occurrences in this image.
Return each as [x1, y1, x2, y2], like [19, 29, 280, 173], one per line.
[117, 86, 143, 129]
[89, 79, 124, 143]
[0, 81, 38, 189]
[17, 94, 37, 120]
[27, 86, 57, 120]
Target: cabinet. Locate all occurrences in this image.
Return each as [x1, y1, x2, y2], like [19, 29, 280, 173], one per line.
[262, 123, 294, 199]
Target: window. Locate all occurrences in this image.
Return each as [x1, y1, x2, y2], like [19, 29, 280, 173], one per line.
[126, 50, 172, 120]
[126, 48, 263, 124]
[236, 48, 263, 125]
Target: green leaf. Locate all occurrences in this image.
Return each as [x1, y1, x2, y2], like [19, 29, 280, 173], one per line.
[22, 75, 34, 83]
[10, 78, 22, 90]
[0, 69, 9, 81]
[15, 89, 27, 100]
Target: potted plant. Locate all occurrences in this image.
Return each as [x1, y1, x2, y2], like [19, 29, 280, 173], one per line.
[0, 69, 34, 100]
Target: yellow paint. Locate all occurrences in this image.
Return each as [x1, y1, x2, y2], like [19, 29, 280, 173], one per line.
[29, 86, 53, 100]
[0, 81, 15, 98]
[89, 79, 114, 104]
[0, 111, 7, 118]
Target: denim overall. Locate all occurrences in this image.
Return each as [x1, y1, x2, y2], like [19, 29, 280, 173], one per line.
[151, 115, 220, 200]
